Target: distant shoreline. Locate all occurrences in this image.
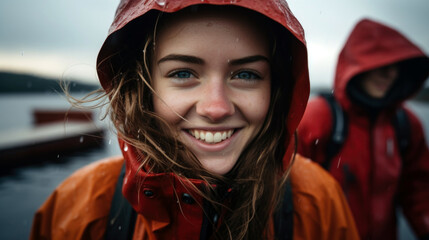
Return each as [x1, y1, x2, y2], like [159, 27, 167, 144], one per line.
[0, 72, 98, 94]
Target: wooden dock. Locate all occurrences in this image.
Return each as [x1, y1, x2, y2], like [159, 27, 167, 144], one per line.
[0, 121, 105, 167]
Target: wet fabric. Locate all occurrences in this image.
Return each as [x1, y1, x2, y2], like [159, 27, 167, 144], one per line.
[30, 156, 359, 240]
[298, 19, 429, 239]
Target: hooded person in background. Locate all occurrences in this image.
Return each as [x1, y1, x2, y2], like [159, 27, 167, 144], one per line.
[298, 18, 429, 240]
[30, 0, 359, 239]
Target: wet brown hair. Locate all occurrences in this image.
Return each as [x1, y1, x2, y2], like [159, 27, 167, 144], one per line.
[67, 5, 295, 240]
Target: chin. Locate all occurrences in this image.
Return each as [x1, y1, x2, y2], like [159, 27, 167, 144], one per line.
[200, 159, 236, 175]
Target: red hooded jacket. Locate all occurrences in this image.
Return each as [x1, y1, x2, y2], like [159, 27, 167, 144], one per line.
[298, 19, 429, 240]
[31, 0, 359, 239]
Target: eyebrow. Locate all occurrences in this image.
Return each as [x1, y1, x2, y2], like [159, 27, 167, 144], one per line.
[158, 54, 204, 65]
[157, 54, 270, 65]
[228, 55, 270, 65]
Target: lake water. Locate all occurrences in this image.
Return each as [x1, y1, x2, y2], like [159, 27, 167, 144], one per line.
[0, 93, 427, 239]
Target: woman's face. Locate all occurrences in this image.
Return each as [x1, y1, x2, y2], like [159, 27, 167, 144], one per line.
[151, 11, 271, 175]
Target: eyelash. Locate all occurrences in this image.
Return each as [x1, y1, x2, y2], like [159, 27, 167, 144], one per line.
[232, 70, 261, 80]
[167, 70, 196, 84]
[166, 69, 262, 83]
[168, 70, 194, 78]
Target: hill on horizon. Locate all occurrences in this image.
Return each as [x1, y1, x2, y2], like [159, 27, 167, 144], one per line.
[0, 72, 98, 94]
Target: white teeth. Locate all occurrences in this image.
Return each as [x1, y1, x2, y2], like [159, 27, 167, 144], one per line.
[188, 129, 235, 144]
[213, 132, 222, 143]
[205, 132, 214, 143]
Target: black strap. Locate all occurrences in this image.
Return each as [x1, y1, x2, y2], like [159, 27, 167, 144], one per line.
[105, 163, 137, 240]
[273, 180, 294, 240]
[320, 93, 348, 170]
[393, 108, 410, 160]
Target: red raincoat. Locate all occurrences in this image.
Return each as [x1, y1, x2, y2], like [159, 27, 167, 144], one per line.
[31, 0, 359, 239]
[298, 19, 429, 239]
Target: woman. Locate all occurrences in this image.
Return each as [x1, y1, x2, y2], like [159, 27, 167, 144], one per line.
[30, 0, 358, 239]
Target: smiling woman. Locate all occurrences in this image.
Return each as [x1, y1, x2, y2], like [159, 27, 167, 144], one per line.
[152, 9, 271, 175]
[30, 1, 359, 240]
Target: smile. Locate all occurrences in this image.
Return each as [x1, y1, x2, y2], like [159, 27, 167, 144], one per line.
[188, 129, 234, 144]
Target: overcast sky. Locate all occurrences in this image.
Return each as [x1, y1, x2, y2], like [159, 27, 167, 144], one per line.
[0, 0, 428, 88]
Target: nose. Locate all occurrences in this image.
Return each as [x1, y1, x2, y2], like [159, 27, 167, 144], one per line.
[196, 80, 235, 122]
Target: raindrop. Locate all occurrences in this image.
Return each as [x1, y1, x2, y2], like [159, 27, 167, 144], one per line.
[315, 139, 319, 145]
[21, 51, 24, 56]
[336, 157, 342, 168]
[57, 154, 60, 159]
[331, 90, 335, 94]
[80, 136, 84, 143]
[235, 38, 240, 42]
[108, 139, 112, 145]
[155, 0, 166, 6]
[124, 144, 129, 152]
[118, 225, 122, 230]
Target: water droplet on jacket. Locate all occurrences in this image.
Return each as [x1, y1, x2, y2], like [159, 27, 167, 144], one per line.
[336, 157, 342, 168]
[155, 0, 166, 6]
[124, 145, 128, 152]
[80, 136, 84, 143]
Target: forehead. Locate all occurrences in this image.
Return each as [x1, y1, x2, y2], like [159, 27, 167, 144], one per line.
[154, 7, 271, 56]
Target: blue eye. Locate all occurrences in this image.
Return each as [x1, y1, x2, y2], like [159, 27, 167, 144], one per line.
[171, 70, 193, 78]
[234, 71, 261, 80]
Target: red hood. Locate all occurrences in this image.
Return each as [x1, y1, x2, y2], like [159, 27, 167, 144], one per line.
[97, 0, 309, 146]
[334, 18, 429, 109]
[96, 0, 309, 225]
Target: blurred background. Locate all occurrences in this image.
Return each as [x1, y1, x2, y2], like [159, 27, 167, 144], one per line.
[0, 0, 428, 239]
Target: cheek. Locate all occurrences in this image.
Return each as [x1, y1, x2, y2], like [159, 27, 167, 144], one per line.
[237, 87, 271, 126]
[153, 89, 194, 124]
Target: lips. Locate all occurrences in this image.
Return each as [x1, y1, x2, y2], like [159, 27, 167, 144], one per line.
[188, 129, 234, 144]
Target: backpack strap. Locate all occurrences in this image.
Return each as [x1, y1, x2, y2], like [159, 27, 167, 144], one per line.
[393, 108, 411, 160]
[105, 163, 137, 240]
[320, 93, 348, 170]
[273, 180, 293, 240]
